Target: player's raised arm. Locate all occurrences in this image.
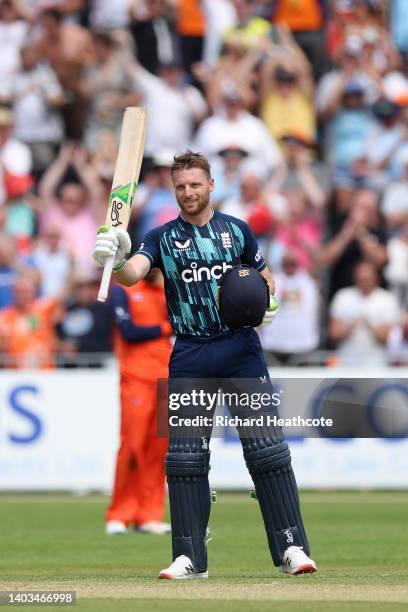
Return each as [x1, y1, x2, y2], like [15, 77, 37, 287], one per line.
[92, 226, 150, 286]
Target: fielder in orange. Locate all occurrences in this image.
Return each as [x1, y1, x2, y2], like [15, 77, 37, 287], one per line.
[106, 269, 172, 535]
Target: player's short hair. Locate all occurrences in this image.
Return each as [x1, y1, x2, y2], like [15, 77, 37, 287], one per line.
[171, 151, 211, 180]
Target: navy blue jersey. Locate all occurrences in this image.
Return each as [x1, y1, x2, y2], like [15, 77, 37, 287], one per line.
[135, 210, 266, 337]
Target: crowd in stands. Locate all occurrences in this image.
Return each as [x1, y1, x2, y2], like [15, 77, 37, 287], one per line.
[1, 0, 408, 368]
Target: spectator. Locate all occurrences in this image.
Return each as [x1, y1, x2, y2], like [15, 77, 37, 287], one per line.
[387, 310, 408, 366]
[2, 172, 36, 253]
[210, 145, 248, 207]
[133, 58, 207, 158]
[194, 87, 282, 174]
[36, 8, 94, 140]
[0, 107, 32, 205]
[195, 34, 259, 112]
[384, 220, 408, 306]
[0, 233, 39, 309]
[88, 0, 131, 30]
[324, 80, 377, 179]
[321, 188, 388, 298]
[130, 150, 179, 245]
[176, 0, 206, 78]
[32, 224, 75, 298]
[274, 190, 322, 272]
[220, 170, 275, 243]
[84, 30, 141, 152]
[223, 0, 272, 51]
[316, 38, 380, 119]
[0, 44, 64, 178]
[56, 270, 112, 367]
[258, 250, 320, 364]
[381, 151, 408, 230]
[0, 0, 29, 78]
[329, 260, 400, 367]
[271, 0, 328, 79]
[201, 0, 237, 68]
[38, 142, 102, 271]
[259, 30, 316, 143]
[0, 274, 62, 368]
[130, 0, 181, 76]
[269, 132, 330, 210]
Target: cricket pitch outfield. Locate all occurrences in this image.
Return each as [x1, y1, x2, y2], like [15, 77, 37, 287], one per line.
[0, 492, 407, 611]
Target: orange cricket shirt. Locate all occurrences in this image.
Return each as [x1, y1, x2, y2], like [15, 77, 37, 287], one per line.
[274, 0, 323, 31]
[114, 281, 172, 382]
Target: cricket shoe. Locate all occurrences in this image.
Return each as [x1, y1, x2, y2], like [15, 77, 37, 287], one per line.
[159, 555, 208, 580]
[136, 521, 171, 535]
[280, 546, 317, 575]
[105, 520, 127, 535]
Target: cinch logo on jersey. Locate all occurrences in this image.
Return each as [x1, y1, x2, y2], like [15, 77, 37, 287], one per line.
[181, 262, 232, 283]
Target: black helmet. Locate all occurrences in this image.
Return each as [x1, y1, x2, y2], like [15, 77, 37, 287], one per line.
[218, 264, 270, 330]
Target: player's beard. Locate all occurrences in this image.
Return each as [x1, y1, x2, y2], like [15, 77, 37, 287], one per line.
[176, 187, 211, 216]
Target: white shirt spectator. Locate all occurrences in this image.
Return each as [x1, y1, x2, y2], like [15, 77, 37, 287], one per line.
[194, 110, 281, 174]
[0, 19, 29, 76]
[202, 0, 237, 67]
[32, 244, 72, 298]
[136, 68, 207, 156]
[0, 138, 32, 204]
[381, 180, 408, 219]
[316, 69, 379, 113]
[330, 287, 400, 366]
[387, 324, 408, 365]
[259, 270, 320, 354]
[89, 0, 130, 29]
[0, 64, 63, 143]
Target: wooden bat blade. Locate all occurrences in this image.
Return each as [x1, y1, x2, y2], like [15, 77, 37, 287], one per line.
[97, 107, 148, 303]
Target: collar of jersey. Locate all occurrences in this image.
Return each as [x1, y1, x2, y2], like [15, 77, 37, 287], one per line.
[178, 208, 215, 229]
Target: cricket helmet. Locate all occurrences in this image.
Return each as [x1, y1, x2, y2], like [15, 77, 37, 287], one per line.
[218, 264, 270, 330]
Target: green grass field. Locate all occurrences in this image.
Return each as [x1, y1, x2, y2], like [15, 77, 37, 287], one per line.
[0, 492, 407, 611]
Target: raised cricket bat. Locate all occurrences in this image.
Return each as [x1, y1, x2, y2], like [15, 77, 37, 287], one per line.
[97, 107, 148, 302]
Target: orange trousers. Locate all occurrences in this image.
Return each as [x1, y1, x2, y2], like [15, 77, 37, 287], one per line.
[106, 376, 168, 526]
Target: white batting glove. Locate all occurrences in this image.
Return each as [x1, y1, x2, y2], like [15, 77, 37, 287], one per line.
[92, 225, 131, 271]
[261, 295, 279, 326]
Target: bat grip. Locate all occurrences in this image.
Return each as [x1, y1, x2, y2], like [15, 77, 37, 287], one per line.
[97, 255, 115, 302]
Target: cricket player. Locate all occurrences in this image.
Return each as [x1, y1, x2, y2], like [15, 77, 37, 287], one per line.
[93, 151, 317, 579]
[106, 270, 172, 535]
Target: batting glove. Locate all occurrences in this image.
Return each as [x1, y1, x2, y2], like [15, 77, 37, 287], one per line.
[261, 295, 279, 326]
[92, 225, 131, 271]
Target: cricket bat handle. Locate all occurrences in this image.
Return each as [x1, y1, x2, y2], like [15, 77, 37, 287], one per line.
[97, 255, 115, 302]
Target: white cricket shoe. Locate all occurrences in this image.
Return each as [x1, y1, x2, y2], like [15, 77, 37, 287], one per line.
[280, 546, 317, 575]
[159, 555, 208, 580]
[105, 520, 127, 535]
[137, 521, 171, 535]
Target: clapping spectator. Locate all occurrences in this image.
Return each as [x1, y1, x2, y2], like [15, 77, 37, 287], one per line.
[329, 260, 400, 366]
[321, 188, 388, 298]
[38, 142, 103, 271]
[259, 28, 316, 142]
